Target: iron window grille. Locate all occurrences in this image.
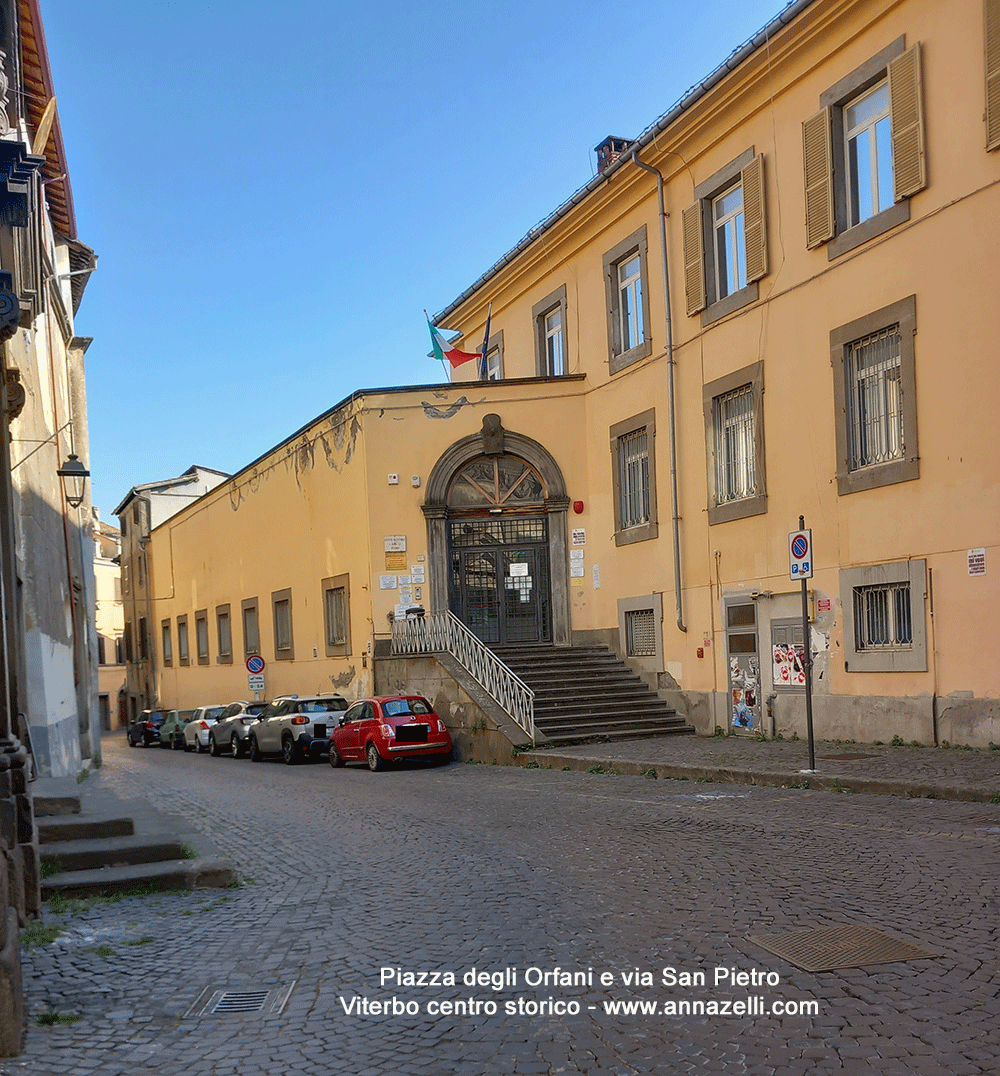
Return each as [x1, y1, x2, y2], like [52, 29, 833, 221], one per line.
[618, 428, 650, 529]
[625, 609, 657, 657]
[853, 581, 912, 650]
[325, 587, 347, 647]
[847, 325, 903, 471]
[714, 383, 756, 502]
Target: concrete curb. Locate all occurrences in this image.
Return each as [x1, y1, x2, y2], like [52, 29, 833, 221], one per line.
[513, 751, 1000, 803]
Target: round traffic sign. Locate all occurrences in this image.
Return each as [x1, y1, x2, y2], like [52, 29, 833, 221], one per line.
[246, 654, 265, 674]
[791, 534, 809, 560]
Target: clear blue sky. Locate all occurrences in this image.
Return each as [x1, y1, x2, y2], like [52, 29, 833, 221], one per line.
[42, 0, 789, 522]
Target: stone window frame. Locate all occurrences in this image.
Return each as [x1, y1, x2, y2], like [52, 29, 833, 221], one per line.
[687, 149, 763, 326]
[702, 361, 767, 524]
[811, 36, 923, 260]
[617, 593, 664, 667]
[532, 284, 568, 377]
[195, 608, 210, 666]
[830, 295, 918, 496]
[161, 619, 172, 667]
[271, 588, 294, 661]
[215, 603, 233, 665]
[241, 597, 260, 656]
[322, 574, 351, 657]
[610, 408, 658, 547]
[603, 226, 652, 374]
[840, 558, 927, 672]
[177, 615, 189, 666]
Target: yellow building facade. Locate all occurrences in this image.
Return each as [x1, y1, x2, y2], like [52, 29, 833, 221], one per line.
[137, 0, 999, 748]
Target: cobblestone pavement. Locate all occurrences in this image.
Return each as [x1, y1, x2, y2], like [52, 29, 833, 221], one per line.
[525, 734, 1000, 802]
[6, 731, 1000, 1075]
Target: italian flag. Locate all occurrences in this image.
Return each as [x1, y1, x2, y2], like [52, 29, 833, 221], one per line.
[428, 319, 481, 368]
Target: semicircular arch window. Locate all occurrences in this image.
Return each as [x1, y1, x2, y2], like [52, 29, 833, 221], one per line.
[447, 455, 548, 510]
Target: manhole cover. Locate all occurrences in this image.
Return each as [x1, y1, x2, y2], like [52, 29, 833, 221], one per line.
[186, 981, 296, 1017]
[819, 753, 881, 761]
[746, 924, 938, 972]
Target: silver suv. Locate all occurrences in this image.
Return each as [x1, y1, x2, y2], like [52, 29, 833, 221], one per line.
[208, 700, 267, 758]
[247, 695, 349, 765]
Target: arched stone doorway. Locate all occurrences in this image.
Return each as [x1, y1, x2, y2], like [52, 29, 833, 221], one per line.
[423, 417, 571, 647]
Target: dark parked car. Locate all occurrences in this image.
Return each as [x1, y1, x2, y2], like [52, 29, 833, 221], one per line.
[126, 709, 167, 748]
[328, 696, 452, 771]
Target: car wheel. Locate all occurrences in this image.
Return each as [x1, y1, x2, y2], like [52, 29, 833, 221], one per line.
[231, 733, 243, 759]
[128, 733, 137, 748]
[248, 736, 261, 763]
[142, 736, 150, 748]
[209, 735, 221, 758]
[282, 738, 299, 766]
[198, 737, 209, 754]
[328, 743, 345, 768]
[366, 742, 384, 772]
[184, 736, 194, 752]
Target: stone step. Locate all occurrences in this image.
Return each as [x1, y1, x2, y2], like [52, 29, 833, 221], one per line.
[33, 794, 81, 818]
[38, 814, 134, 844]
[539, 723, 695, 745]
[41, 856, 237, 899]
[41, 834, 188, 873]
[537, 712, 689, 733]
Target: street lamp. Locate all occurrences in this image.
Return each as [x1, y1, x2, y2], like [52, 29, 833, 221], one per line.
[56, 453, 89, 509]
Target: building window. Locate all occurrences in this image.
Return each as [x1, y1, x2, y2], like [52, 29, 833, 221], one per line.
[195, 609, 209, 665]
[322, 574, 351, 657]
[683, 150, 766, 325]
[532, 285, 567, 377]
[98, 635, 107, 666]
[713, 183, 747, 299]
[216, 604, 232, 664]
[845, 81, 893, 227]
[625, 609, 656, 657]
[177, 616, 189, 666]
[703, 362, 766, 524]
[602, 227, 652, 373]
[610, 409, 657, 546]
[480, 330, 503, 381]
[124, 621, 133, 663]
[161, 620, 172, 667]
[242, 597, 260, 655]
[138, 617, 148, 660]
[272, 588, 294, 660]
[804, 38, 926, 259]
[840, 559, 926, 672]
[988, 0, 1000, 151]
[830, 296, 917, 495]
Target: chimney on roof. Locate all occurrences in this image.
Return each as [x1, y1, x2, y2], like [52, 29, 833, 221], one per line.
[594, 135, 633, 173]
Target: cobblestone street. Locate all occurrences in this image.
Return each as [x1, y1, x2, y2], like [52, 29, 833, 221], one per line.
[6, 733, 1000, 1075]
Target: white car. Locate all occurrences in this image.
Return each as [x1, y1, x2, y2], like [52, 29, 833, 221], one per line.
[247, 695, 348, 764]
[183, 705, 227, 752]
[208, 700, 267, 757]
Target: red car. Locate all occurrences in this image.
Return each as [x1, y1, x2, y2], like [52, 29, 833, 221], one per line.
[329, 696, 452, 771]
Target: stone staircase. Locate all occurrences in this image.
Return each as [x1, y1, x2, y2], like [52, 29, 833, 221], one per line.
[34, 780, 236, 899]
[495, 645, 695, 745]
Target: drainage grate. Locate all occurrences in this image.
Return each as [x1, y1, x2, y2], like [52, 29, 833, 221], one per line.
[746, 924, 938, 972]
[186, 981, 296, 1018]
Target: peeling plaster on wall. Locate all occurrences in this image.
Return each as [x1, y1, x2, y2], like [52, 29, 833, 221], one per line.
[228, 481, 244, 512]
[432, 390, 449, 399]
[248, 466, 262, 494]
[421, 396, 472, 419]
[330, 665, 356, 689]
[343, 416, 361, 464]
[319, 433, 340, 472]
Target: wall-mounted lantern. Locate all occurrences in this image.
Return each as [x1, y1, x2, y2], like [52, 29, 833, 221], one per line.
[57, 453, 89, 509]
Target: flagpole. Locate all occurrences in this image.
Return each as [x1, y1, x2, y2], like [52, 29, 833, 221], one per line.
[425, 309, 451, 382]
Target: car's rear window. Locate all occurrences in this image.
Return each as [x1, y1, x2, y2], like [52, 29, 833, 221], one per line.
[383, 698, 432, 717]
[301, 699, 347, 713]
[205, 707, 226, 720]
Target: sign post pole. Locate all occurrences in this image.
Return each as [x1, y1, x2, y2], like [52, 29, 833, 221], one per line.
[789, 517, 816, 772]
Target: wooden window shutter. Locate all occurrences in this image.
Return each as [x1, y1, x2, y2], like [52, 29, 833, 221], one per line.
[888, 43, 927, 199]
[682, 202, 706, 315]
[802, 108, 834, 249]
[741, 154, 767, 282]
[987, 0, 1000, 150]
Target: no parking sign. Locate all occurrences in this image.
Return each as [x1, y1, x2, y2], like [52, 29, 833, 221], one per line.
[788, 529, 812, 580]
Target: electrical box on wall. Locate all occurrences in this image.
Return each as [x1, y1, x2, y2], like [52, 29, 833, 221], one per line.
[411, 475, 421, 488]
[387, 474, 399, 485]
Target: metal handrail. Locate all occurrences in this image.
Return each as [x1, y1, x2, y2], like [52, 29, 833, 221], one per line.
[391, 610, 536, 742]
